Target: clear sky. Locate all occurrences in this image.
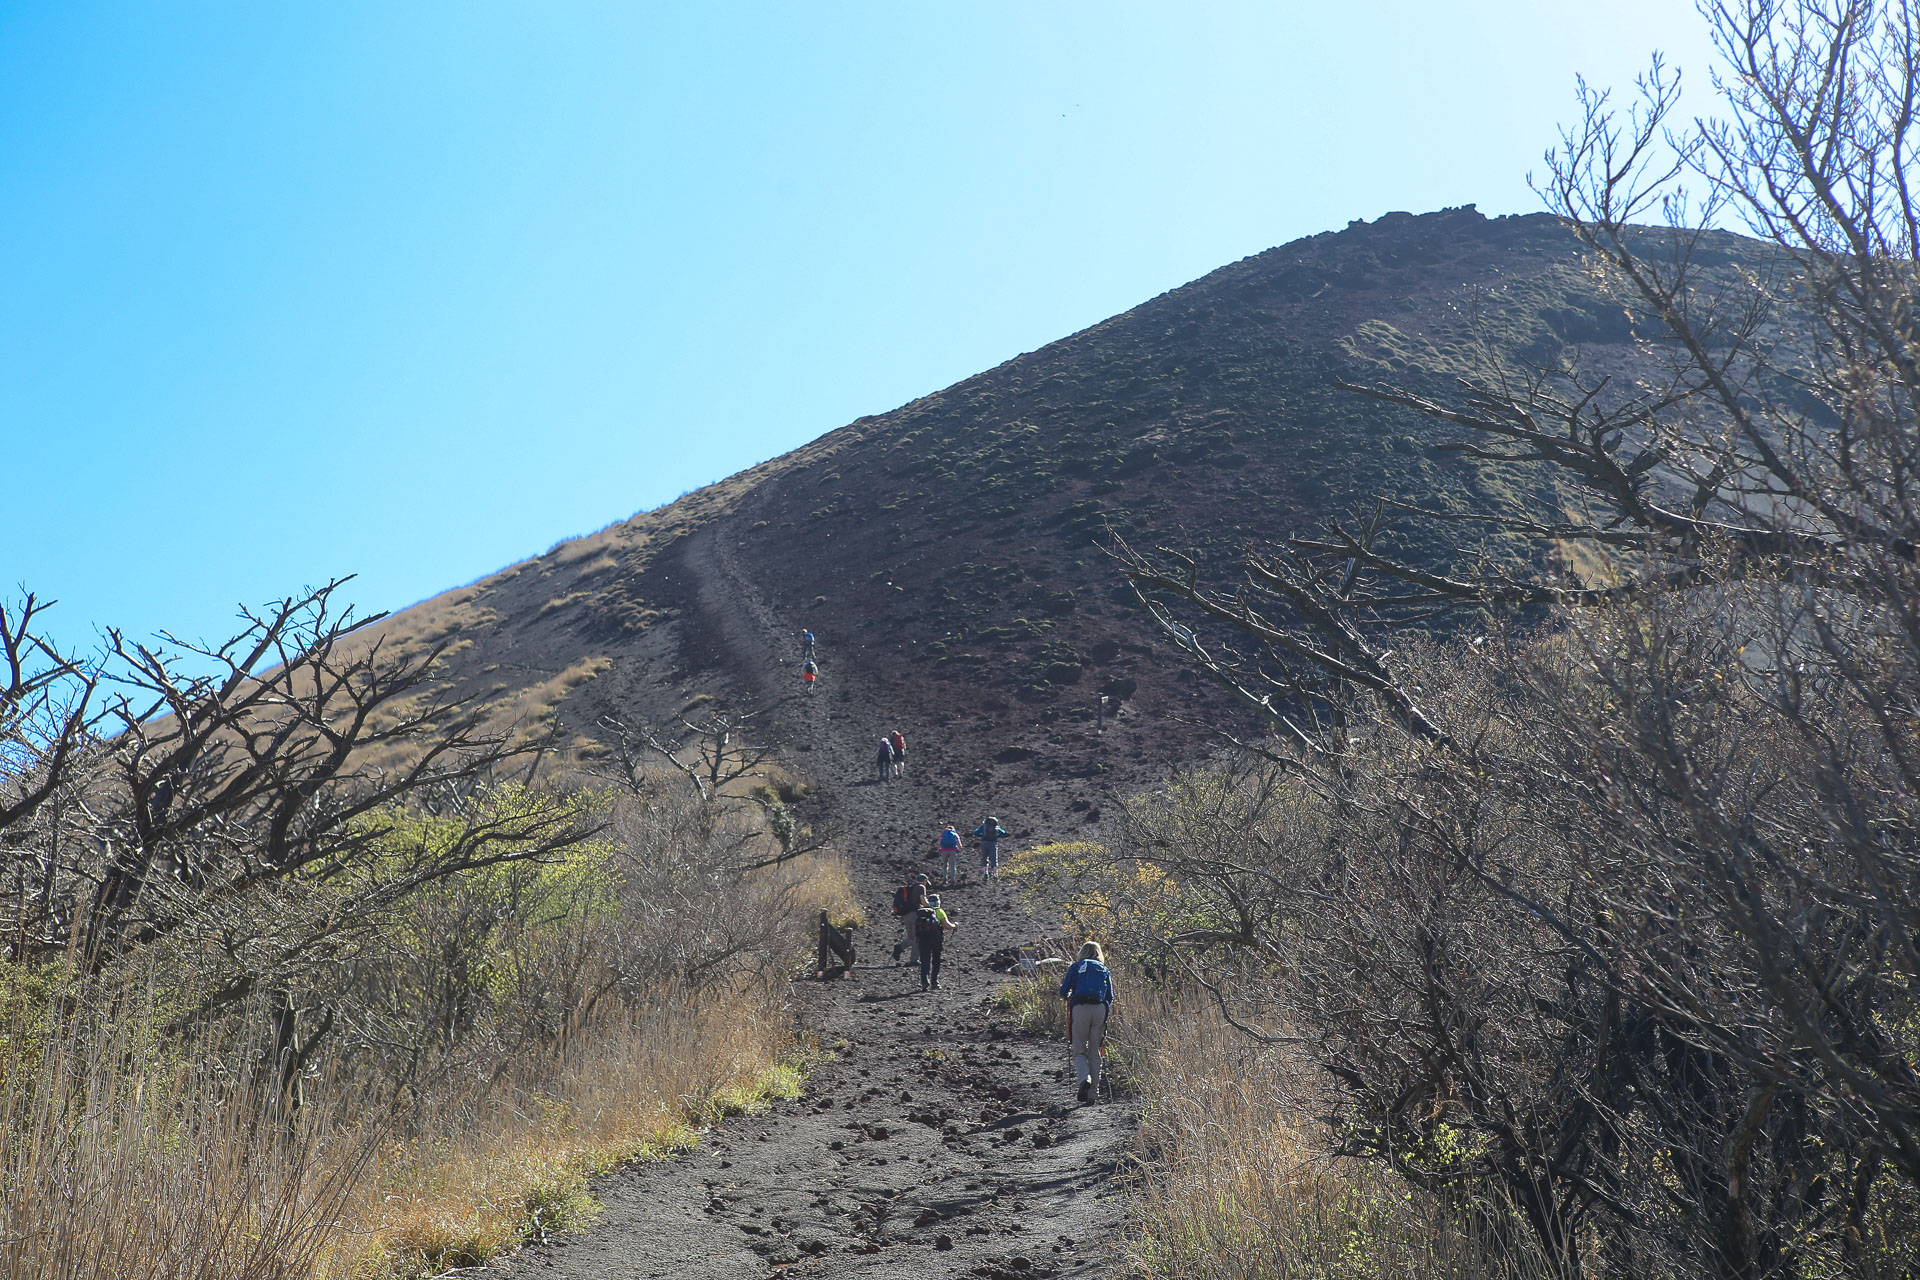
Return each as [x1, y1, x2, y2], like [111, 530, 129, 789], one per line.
[1, 1, 1716, 650]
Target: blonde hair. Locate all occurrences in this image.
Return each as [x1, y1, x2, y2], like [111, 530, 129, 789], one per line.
[1079, 940, 1105, 962]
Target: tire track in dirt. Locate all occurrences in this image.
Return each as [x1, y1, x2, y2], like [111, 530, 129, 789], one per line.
[489, 505, 1136, 1280]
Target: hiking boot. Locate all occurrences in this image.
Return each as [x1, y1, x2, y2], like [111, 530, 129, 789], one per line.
[1077, 1080, 1091, 1103]
[931, 979, 941, 990]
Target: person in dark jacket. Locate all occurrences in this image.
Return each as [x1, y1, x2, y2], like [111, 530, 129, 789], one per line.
[916, 893, 957, 992]
[893, 876, 930, 964]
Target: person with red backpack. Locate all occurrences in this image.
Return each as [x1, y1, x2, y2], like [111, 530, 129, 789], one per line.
[892, 874, 930, 964]
[888, 729, 906, 778]
[1059, 940, 1114, 1102]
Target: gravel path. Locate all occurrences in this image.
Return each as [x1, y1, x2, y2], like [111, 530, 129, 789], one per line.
[488, 512, 1136, 1280]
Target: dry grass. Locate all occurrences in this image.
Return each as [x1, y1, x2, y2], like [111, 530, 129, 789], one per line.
[1118, 984, 1518, 1280]
[0, 975, 366, 1280]
[470, 656, 609, 745]
[0, 975, 808, 1280]
[349, 654, 610, 776]
[328, 979, 808, 1278]
[333, 850, 854, 1275]
[1, 850, 854, 1280]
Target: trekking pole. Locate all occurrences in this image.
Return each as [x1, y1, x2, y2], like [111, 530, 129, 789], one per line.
[1101, 1009, 1115, 1101]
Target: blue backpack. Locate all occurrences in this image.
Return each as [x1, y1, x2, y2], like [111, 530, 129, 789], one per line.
[1066, 960, 1112, 1004]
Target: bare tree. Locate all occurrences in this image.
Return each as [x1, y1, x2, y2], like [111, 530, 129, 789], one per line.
[1114, 4, 1920, 1276]
[0, 580, 607, 1112]
[599, 705, 774, 805]
[597, 705, 830, 870]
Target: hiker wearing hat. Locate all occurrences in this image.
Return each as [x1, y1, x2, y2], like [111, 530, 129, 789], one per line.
[892, 874, 931, 964]
[972, 815, 1009, 878]
[913, 893, 957, 992]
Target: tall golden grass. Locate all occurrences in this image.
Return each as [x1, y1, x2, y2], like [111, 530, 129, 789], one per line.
[1116, 980, 1521, 1280]
[992, 959, 1518, 1280]
[1, 849, 855, 1280]
[0, 975, 364, 1280]
[329, 976, 807, 1278]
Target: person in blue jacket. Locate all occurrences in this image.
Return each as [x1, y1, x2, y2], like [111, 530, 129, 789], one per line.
[1058, 940, 1114, 1102]
[972, 816, 1009, 878]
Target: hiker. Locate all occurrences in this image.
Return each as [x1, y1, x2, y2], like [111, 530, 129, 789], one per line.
[802, 658, 817, 693]
[936, 824, 963, 884]
[893, 874, 930, 964]
[817, 910, 855, 979]
[973, 815, 1009, 878]
[801, 629, 816, 661]
[1059, 941, 1114, 1102]
[874, 736, 895, 783]
[914, 892, 957, 991]
[888, 729, 907, 778]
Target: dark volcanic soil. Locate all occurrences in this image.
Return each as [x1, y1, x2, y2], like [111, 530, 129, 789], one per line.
[380, 205, 1798, 1280]
[488, 513, 1136, 1280]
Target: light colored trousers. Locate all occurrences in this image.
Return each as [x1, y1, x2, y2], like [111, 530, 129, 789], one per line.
[1069, 1002, 1108, 1087]
[939, 847, 962, 881]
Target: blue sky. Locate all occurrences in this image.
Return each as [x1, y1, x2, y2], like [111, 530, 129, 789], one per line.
[1, 1, 1715, 650]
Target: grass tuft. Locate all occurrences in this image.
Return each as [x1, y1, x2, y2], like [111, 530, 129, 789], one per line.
[1119, 981, 1518, 1280]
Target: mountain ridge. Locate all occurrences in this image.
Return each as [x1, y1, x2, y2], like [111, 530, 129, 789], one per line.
[355, 203, 1776, 825]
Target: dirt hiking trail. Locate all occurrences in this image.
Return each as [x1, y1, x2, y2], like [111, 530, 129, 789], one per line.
[490, 508, 1137, 1279]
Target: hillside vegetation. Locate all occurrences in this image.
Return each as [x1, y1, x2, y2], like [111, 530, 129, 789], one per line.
[0, 584, 855, 1277]
[8, 5, 1917, 1277]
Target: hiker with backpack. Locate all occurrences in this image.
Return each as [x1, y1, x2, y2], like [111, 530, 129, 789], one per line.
[892, 874, 931, 964]
[888, 729, 906, 778]
[873, 736, 895, 783]
[802, 659, 817, 693]
[801, 630, 816, 661]
[936, 824, 963, 884]
[1059, 941, 1114, 1102]
[972, 816, 1009, 878]
[913, 893, 957, 991]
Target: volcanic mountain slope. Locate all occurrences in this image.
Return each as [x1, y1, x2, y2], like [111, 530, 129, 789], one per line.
[354, 207, 1794, 1278]
[361, 204, 1775, 822]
